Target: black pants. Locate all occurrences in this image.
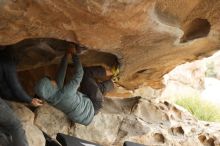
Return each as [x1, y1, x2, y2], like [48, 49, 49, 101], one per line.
[80, 66, 114, 114]
[0, 98, 28, 146]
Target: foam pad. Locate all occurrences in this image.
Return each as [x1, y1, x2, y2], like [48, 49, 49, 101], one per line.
[43, 132, 60, 146]
[123, 141, 146, 146]
[56, 133, 101, 146]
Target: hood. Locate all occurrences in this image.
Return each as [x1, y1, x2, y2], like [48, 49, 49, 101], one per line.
[34, 77, 58, 100]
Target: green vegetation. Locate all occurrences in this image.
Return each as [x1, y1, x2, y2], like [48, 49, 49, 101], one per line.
[175, 96, 220, 122]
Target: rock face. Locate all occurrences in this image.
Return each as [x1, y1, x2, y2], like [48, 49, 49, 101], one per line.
[52, 98, 220, 146]
[1, 1, 220, 146]
[1, 0, 220, 89]
[35, 103, 71, 138]
[9, 102, 46, 146]
[161, 59, 206, 101]
[8, 97, 220, 146]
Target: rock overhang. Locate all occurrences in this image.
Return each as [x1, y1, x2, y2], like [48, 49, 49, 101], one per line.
[0, 0, 220, 89]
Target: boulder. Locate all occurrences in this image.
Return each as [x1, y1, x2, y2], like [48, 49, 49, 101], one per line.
[34, 103, 71, 138]
[1, 0, 220, 89]
[73, 112, 123, 145]
[9, 102, 46, 146]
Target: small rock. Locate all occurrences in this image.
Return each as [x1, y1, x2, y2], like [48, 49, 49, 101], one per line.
[73, 112, 123, 145]
[23, 123, 46, 146]
[34, 103, 71, 138]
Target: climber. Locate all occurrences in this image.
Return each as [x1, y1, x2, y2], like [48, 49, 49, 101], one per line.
[0, 46, 43, 146]
[35, 45, 119, 125]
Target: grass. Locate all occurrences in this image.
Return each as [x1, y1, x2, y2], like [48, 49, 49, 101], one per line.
[175, 96, 220, 122]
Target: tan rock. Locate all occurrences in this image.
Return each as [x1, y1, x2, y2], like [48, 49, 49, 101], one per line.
[9, 102, 35, 124]
[8, 101, 45, 146]
[133, 86, 162, 100]
[70, 98, 220, 146]
[6, 97, 220, 146]
[73, 112, 123, 145]
[114, 116, 152, 146]
[34, 103, 71, 138]
[23, 123, 46, 146]
[132, 99, 169, 123]
[1, 0, 220, 89]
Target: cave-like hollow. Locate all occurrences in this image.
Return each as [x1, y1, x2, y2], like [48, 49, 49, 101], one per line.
[0, 38, 119, 96]
[180, 18, 211, 43]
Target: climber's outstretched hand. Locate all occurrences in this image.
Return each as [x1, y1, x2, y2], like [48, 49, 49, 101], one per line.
[31, 98, 43, 107]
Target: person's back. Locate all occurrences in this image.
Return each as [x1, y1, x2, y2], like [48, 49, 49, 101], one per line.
[35, 52, 95, 125]
[35, 47, 115, 126]
[50, 89, 94, 125]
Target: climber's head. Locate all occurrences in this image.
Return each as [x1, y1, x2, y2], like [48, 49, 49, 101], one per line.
[34, 77, 58, 100]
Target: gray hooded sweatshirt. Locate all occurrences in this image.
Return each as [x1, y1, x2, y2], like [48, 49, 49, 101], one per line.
[35, 55, 94, 125]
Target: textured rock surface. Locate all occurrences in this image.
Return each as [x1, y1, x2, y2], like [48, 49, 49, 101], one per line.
[35, 103, 71, 138]
[2, 0, 220, 145]
[1, 0, 220, 89]
[8, 97, 220, 146]
[161, 59, 206, 101]
[22, 123, 46, 146]
[9, 102, 45, 146]
[74, 113, 123, 145]
[73, 98, 220, 146]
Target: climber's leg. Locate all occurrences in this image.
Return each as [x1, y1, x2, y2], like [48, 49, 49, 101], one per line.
[0, 98, 29, 146]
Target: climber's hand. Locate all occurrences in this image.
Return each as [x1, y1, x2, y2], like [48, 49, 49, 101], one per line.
[31, 98, 43, 107]
[66, 48, 75, 55]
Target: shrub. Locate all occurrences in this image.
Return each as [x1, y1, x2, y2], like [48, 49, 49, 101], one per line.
[175, 96, 220, 122]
